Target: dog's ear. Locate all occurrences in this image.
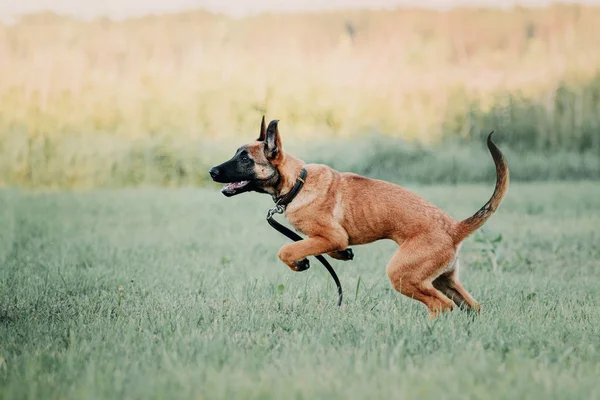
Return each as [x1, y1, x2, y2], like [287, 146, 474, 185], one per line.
[265, 119, 282, 160]
[257, 115, 266, 141]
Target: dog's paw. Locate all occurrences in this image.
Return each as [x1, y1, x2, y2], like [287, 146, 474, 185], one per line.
[328, 248, 354, 261]
[291, 258, 310, 272]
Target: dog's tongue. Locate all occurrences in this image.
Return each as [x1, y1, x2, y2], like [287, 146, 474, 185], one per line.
[224, 181, 249, 191]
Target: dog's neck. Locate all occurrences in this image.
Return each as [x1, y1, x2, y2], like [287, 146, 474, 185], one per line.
[272, 153, 305, 201]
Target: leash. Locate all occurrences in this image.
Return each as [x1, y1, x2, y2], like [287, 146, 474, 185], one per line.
[266, 168, 344, 306]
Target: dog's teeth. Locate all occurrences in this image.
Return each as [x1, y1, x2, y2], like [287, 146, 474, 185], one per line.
[223, 181, 249, 191]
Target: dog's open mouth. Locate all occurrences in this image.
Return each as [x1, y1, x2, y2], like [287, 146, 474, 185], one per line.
[221, 180, 250, 196]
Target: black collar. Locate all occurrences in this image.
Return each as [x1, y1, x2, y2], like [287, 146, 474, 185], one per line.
[275, 168, 307, 208]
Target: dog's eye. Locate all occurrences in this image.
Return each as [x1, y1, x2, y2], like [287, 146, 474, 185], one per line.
[241, 155, 249, 161]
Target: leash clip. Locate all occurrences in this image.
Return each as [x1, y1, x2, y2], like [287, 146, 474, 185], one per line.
[266, 203, 285, 219]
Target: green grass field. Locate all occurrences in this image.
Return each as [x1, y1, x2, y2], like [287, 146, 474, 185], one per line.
[1, 181, 599, 399]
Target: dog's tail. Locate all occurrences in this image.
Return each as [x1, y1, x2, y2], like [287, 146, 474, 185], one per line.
[453, 132, 509, 244]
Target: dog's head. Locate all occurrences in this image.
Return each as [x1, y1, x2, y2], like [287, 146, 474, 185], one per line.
[209, 116, 283, 197]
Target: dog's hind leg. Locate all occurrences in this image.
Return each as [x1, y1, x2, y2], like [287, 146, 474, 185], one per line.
[433, 265, 480, 313]
[386, 237, 456, 319]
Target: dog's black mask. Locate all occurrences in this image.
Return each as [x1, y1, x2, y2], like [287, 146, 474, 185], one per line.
[209, 117, 282, 197]
[209, 147, 259, 197]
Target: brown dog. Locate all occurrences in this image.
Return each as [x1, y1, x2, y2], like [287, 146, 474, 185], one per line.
[209, 117, 509, 318]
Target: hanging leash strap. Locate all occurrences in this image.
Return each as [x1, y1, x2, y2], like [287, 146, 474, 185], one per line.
[266, 168, 343, 306]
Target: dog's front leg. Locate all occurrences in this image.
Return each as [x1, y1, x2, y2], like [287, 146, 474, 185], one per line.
[278, 236, 347, 272]
[327, 248, 354, 261]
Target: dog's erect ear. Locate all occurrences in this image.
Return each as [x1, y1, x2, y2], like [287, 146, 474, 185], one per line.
[257, 115, 266, 141]
[265, 119, 282, 160]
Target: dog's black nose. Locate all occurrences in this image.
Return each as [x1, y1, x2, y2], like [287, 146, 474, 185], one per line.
[209, 167, 220, 179]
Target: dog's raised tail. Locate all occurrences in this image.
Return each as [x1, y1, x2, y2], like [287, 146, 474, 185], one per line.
[454, 132, 509, 243]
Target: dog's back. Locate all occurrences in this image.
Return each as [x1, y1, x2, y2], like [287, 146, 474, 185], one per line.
[288, 167, 457, 246]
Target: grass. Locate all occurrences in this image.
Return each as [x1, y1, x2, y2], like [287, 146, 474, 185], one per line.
[1, 181, 599, 399]
[3, 132, 600, 189]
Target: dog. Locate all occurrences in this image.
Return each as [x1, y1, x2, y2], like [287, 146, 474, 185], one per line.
[209, 117, 509, 318]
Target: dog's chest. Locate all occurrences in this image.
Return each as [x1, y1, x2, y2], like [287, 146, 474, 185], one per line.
[283, 192, 317, 230]
[283, 187, 328, 236]
[284, 211, 307, 235]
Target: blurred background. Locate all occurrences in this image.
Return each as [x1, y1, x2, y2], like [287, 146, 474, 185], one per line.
[0, 0, 599, 189]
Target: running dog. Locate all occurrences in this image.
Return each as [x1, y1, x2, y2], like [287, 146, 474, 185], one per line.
[209, 117, 509, 318]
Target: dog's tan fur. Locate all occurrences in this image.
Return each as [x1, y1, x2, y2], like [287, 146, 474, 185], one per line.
[234, 118, 508, 318]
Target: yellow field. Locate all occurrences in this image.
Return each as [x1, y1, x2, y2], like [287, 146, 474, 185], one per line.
[1, 5, 599, 188]
[1, 5, 598, 141]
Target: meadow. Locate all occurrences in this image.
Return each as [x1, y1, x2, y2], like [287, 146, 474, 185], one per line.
[1, 3, 599, 398]
[1, 4, 600, 188]
[1, 181, 599, 399]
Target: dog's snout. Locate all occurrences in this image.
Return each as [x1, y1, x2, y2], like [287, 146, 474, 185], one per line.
[209, 167, 220, 179]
